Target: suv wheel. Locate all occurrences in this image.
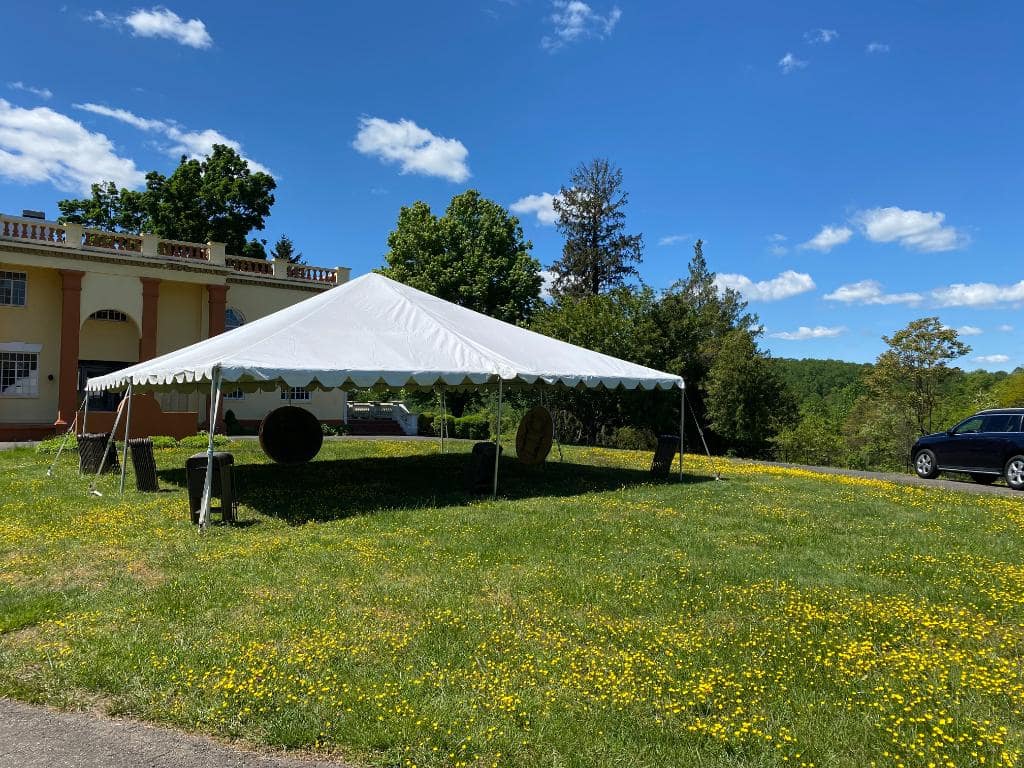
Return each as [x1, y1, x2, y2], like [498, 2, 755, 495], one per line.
[969, 473, 997, 485]
[914, 449, 939, 479]
[1005, 456, 1024, 491]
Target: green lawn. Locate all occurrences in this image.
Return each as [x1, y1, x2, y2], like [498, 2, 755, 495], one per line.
[1, 439, 1022, 768]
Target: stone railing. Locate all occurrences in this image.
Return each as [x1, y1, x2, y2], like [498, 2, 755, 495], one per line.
[0, 212, 350, 287]
[1, 214, 67, 245]
[345, 401, 418, 435]
[225, 255, 273, 276]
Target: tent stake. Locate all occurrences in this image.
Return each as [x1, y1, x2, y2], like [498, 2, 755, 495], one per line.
[492, 379, 503, 500]
[118, 383, 134, 495]
[198, 367, 222, 530]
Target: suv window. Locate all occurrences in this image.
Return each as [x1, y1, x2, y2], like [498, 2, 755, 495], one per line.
[981, 414, 1022, 433]
[953, 416, 984, 434]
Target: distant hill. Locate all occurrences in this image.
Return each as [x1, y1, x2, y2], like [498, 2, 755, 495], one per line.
[770, 358, 871, 403]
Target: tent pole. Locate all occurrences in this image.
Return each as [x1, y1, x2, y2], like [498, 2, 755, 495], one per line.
[679, 385, 685, 482]
[440, 387, 446, 454]
[81, 393, 89, 437]
[198, 367, 222, 530]
[492, 379, 503, 500]
[89, 394, 127, 496]
[118, 383, 134, 495]
[48, 398, 82, 477]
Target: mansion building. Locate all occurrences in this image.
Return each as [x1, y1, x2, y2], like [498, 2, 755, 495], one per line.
[0, 211, 350, 440]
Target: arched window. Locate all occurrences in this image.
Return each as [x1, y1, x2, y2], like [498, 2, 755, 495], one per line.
[89, 309, 128, 322]
[225, 307, 246, 331]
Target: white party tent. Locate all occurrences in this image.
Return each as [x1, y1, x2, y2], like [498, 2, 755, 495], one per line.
[86, 273, 685, 526]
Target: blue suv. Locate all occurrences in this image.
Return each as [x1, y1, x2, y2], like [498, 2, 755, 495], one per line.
[912, 408, 1024, 490]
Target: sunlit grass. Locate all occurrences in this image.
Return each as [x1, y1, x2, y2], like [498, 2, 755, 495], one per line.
[0, 439, 1022, 768]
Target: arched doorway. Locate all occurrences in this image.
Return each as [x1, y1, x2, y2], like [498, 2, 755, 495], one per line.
[78, 308, 139, 412]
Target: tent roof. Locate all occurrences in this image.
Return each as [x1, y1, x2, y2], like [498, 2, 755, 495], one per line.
[86, 273, 684, 394]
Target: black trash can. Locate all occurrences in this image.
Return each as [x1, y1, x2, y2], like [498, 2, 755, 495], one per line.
[650, 435, 680, 478]
[128, 438, 160, 492]
[78, 432, 119, 474]
[185, 451, 235, 524]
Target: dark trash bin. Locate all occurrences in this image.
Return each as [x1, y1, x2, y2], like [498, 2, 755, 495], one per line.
[128, 438, 160, 492]
[78, 432, 119, 475]
[650, 435, 680, 478]
[185, 451, 236, 524]
[465, 441, 503, 492]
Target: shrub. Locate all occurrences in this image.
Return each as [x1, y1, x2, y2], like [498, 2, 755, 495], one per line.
[418, 411, 437, 436]
[178, 432, 232, 449]
[35, 434, 77, 454]
[454, 413, 490, 440]
[149, 435, 178, 449]
[606, 426, 657, 451]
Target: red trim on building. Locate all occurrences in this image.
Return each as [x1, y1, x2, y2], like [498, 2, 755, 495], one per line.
[55, 269, 84, 428]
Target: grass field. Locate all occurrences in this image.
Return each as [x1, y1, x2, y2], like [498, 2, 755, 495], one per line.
[1, 439, 1022, 768]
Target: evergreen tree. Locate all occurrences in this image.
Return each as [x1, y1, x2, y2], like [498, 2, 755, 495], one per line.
[271, 235, 304, 264]
[550, 158, 643, 297]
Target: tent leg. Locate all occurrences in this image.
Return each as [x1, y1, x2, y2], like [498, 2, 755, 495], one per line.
[89, 394, 127, 496]
[198, 368, 222, 530]
[119, 384, 133, 495]
[492, 380, 503, 500]
[81, 394, 89, 437]
[440, 387, 446, 454]
[679, 386, 685, 482]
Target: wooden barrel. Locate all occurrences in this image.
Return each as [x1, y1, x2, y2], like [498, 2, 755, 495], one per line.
[515, 406, 554, 465]
[259, 406, 324, 465]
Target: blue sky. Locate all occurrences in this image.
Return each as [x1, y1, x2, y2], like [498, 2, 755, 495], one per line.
[1, 1, 1021, 369]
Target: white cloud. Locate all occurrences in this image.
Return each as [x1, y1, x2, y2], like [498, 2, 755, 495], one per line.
[800, 225, 853, 253]
[510, 192, 559, 226]
[778, 52, 807, 74]
[824, 280, 922, 306]
[769, 325, 846, 341]
[714, 270, 815, 302]
[766, 233, 787, 255]
[998, 324, 1014, 332]
[931, 281, 1024, 308]
[353, 116, 469, 183]
[539, 269, 558, 301]
[542, 1, 621, 51]
[658, 234, 692, 247]
[76, 102, 166, 131]
[974, 354, 1010, 365]
[74, 102, 271, 175]
[90, 7, 213, 49]
[866, 42, 890, 54]
[957, 325, 983, 336]
[0, 98, 144, 193]
[855, 206, 966, 252]
[805, 28, 838, 44]
[7, 82, 52, 100]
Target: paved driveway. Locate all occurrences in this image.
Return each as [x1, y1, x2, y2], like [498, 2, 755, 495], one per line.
[0, 699, 348, 768]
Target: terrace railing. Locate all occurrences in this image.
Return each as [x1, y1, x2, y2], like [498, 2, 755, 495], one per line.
[0, 212, 349, 287]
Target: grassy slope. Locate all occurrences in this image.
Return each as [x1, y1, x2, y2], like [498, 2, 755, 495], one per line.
[0, 440, 1022, 768]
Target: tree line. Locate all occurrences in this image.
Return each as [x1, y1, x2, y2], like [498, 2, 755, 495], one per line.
[57, 147, 1021, 470]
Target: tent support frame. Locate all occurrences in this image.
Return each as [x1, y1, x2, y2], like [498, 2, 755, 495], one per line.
[89, 394, 128, 496]
[118, 384, 133, 495]
[492, 379, 503, 500]
[198, 367, 222, 530]
[679, 385, 685, 481]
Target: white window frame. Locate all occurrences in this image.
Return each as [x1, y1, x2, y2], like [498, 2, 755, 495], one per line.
[89, 309, 129, 322]
[223, 387, 245, 400]
[1, 270, 28, 307]
[281, 386, 310, 401]
[0, 342, 42, 398]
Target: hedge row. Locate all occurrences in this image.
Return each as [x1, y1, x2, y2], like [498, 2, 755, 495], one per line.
[35, 432, 231, 455]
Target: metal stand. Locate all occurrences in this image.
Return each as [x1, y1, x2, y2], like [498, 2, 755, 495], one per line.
[47, 398, 85, 477]
[89, 394, 129, 496]
[685, 391, 721, 480]
[118, 384, 134, 495]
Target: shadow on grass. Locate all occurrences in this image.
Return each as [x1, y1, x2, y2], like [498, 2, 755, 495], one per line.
[157, 452, 712, 525]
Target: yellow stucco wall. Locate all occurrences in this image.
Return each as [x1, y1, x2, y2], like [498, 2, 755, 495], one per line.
[0, 264, 61, 424]
[79, 316, 140, 362]
[79, 272, 142, 327]
[226, 282, 317, 323]
[157, 281, 203, 355]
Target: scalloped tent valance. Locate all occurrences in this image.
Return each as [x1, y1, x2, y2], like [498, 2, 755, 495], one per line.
[85, 272, 684, 395]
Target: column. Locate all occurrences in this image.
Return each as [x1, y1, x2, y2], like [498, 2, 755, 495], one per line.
[139, 277, 161, 361]
[55, 269, 85, 428]
[207, 284, 228, 338]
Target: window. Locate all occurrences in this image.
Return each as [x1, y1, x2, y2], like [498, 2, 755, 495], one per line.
[223, 388, 245, 400]
[89, 309, 128, 322]
[281, 386, 310, 401]
[225, 307, 246, 331]
[0, 351, 39, 396]
[982, 414, 1023, 433]
[1, 271, 27, 306]
[952, 416, 984, 435]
